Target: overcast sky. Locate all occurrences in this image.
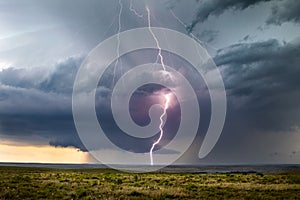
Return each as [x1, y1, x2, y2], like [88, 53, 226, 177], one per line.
[0, 0, 300, 165]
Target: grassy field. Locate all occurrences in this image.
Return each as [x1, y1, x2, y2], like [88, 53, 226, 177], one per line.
[0, 166, 299, 199]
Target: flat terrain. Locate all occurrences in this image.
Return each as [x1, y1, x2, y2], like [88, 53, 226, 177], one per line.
[0, 166, 299, 199]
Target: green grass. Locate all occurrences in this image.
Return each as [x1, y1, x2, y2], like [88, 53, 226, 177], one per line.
[0, 166, 299, 199]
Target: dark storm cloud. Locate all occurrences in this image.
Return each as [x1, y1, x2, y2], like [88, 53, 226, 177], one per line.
[39, 57, 83, 94]
[175, 37, 300, 164]
[266, 0, 300, 25]
[0, 56, 86, 150]
[215, 39, 280, 66]
[0, 56, 85, 116]
[0, 52, 185, 152]
[187, 0, 272, 32]
[0, 56, 83, 95]
[214, 38, 300, 132]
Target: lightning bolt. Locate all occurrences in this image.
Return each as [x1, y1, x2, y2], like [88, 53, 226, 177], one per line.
[112, 0, 123, 86]
[146, 5, 170, 166]
[146, 6, 166, 71]
[150, 94, 171, 166]
[129, 0, 143, 18]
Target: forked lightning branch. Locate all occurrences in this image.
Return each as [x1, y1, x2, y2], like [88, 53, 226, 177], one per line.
[72, 0, 226, 172]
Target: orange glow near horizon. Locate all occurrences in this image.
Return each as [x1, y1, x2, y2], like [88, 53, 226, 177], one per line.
[0, 142, 92, 163]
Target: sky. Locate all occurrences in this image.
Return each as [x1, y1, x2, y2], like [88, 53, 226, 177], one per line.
[0, 0, 300, 165]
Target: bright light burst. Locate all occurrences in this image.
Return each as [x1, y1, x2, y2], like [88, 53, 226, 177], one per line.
[149, 93, 171, 166]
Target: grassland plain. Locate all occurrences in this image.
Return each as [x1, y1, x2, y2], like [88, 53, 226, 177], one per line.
[0, 166, 299, 199]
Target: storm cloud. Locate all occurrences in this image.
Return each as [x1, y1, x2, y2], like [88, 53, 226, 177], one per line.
[187, 0, 272, 32]
[216, 38, 300, 131]
[266, 0, 300, 25]
[0, 56, 84, 150]
[1, 0, 299, 164]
